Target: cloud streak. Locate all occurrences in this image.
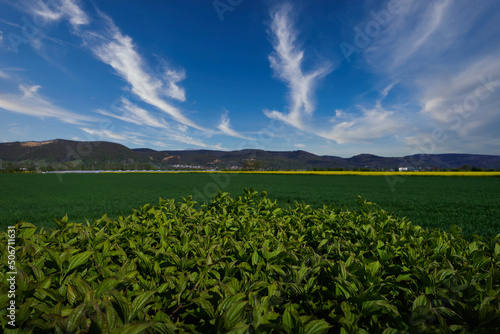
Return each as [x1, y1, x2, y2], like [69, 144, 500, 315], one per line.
[98, 98, 170, 129]
[29, 0, 90, 28]
[96, 98, 219, 148]
[264, 3, 332, 129]
[81, 11, 206, 131]
[0, 84, 96, 125]
[0, 69, 9, 79]
[321, 101, 402, 144]
[217, 111, 252, 140]
[22, 0, 207, 132]
[358, 0, 500, 152]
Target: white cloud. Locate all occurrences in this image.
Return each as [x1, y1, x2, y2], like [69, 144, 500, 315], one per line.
[390, 1, 451, 69]
[96, 99, 216, 148]
[29, 0, 90, 28]
[164, 133, 211, 148]
[262, 4, 405, 147]
[21, 0, 207, 133]
[264, 3, 332, 129]
[321, 102, 402, 144]
[362, 1, 454, 73]
[0, 70, 9, 79]
[0, 84, 96, 125]
[80, 127, 127, 141]
[334, 109, 344, 118]
[414, 54, 500, 152]
[421, 55, 500, 122]
[157, 61, 187, 101]
[83, 12, 205, 131]
[217, 111, 252, 140]
[351, 0, 500, 153]
[147, 127, 218, 149]
[98, 98, 170, 129]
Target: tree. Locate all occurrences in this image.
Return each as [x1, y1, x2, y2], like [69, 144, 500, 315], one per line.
[460, 164, 471, 171]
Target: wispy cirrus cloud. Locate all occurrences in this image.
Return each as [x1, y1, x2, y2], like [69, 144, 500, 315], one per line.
[0, 83, 96, 125]
[263, 3, 402, 146]
[0, 69, 9, 79]
[98, 98, 170, 129]
[81, 11, 206, 131]
[19, 0, 207, 133]
[420, 56, 500, 124]
[217, 111, 252, 140]
[263, 3, 332, 129]
[359, 0, 500, 152]
[27, 0, 90, 28]
[80, 124, 217, 150]
[320, 81, 403, 144]
[7, 0, 216, 149]
[80, 127, 128, 141]
[321, 101, 402, 144]
[96, 98, 219, 148]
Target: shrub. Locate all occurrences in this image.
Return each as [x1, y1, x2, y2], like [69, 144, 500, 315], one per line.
[1, 189, 499, 333]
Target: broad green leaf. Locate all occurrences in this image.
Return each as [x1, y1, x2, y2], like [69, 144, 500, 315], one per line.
[362, 300, 400, 318]
[17, 298, 35, 322]
[93, 304, 110, 334]
[283, 305, 302, 332]
[66, 303, 87, 332]
[366, 260, 382, 276]
[28, 263, 45, 281]
[67, 284, 78, 305]
[412, 295, 431, 311]
[224, 301, 248, 328]
[67, 251, 94, 273]
[218, 293, 246, 313]
[437, 269, 456, 282]
[46, 248, 63, 271]
[192, 297, 216, 318]
[494, 243, 500, 257]
[252, 251, 260, 266]
[16, 268, 30, 292]
[110, 290, 130, 323]
[129, 291, 155, 322]
[382, 329, 399, 334]
[151, 323, 179, 334]
[304, 319, 331, 334]
[105, 299, 119, 331]
[95, 278, 121, 299]
[111, 323, 153, 334]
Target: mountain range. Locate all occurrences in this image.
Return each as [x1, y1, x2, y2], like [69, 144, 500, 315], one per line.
[1, 139, 500, 171]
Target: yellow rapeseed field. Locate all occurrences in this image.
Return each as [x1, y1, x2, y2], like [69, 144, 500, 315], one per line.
[219, 171, 500, 176]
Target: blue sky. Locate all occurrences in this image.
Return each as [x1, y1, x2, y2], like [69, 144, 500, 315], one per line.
[1, 0, 499, 157]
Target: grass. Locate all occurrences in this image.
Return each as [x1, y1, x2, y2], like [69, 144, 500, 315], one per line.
[1, 172, 499, 237]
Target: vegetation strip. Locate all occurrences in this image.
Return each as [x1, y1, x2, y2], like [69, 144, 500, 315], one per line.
[1, 189, 499, 332]
[102, 171, 500, 176]
[2, 173, 500, 238]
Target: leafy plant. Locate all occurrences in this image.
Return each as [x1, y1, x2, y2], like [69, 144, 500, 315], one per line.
[1, 189, 499, 333]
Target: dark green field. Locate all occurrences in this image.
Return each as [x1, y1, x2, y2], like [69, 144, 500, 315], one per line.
[1, 172, 499, 237]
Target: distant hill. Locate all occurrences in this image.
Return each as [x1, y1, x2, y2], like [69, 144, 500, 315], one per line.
[1, 139, 500, 171]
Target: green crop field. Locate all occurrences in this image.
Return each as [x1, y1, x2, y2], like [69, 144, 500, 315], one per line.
[1, 173, 499, 237]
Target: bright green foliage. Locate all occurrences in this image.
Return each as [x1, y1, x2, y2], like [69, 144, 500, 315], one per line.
[1, 189, 500, 333]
